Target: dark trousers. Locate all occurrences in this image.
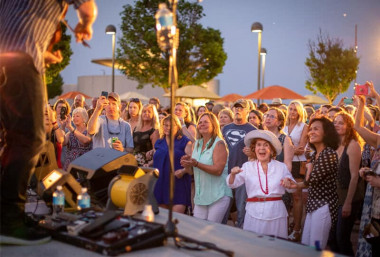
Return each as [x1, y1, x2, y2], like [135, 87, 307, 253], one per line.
[328, 202, 360, 256]
[0, 52, 45, 229]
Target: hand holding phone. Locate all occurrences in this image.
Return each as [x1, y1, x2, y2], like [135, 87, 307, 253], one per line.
[101, 91, 108, 98]
[343, 98, 353, 105]
[355, 83, 369, 96]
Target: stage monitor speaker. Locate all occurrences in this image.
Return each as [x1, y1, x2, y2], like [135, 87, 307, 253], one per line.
[30, 141, 58, 190]
[67, 148, 137, 207]
[37, 169, 82, 208]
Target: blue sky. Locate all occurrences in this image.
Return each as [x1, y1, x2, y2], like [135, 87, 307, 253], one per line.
[61, 0, 380, 103]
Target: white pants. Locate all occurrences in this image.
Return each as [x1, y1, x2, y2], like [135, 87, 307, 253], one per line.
[193, 196, 231, 223]
[302, 204, 331, 249]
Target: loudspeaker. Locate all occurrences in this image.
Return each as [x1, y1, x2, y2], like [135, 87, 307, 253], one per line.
[30, 141, 58, 190]
[67, 148, 137, 207]
[37, 169, 82, 208]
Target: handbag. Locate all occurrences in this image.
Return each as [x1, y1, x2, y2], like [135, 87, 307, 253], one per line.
[363, 218, 380, 245]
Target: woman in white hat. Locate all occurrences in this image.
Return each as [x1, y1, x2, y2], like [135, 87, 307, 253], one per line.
[227, 130, 295, 237]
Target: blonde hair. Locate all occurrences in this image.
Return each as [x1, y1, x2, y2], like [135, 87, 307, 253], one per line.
[159, 115, 183, 139]
[218, 108, 234, 122]
[176, 102, 193, 123]
[196, 113, 224, 150]
[135, 104, 160, 131]
[285, 100, 306, 125]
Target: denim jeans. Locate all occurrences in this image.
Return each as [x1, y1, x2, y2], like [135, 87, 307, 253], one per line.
[221, 184, 247, 228]
[0, 52, 45, 229]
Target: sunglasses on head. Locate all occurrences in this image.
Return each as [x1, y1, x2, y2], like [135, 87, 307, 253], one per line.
[130, 98, 140, 102]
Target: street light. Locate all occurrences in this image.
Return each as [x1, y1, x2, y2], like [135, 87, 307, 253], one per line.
[260, 48, 267, 92]
[251, 22, 263, 104]
[106, 24, 116, 92]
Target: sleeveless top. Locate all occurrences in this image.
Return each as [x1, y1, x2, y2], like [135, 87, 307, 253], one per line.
[284, 122, 306, 161]
[192, 137, 233, 205]
[133, 128, 155, 166]
[336, 146, 364, 205]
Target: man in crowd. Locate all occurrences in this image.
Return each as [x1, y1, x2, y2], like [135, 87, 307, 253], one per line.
[73, 94, 86, 110]
[0, 0, 97, 245]
[87, 92, 134, 153]
[149, 97, 161, 113]
[222, 99, 256, 228]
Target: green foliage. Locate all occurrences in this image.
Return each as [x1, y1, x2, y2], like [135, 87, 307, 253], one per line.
[305, 31, 359, 103]
[47, 74, 64, 98]
[117, 0, 227, 89]
[46, 24, 73, 99]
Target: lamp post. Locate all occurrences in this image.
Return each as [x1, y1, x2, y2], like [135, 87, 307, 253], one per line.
[260, 48, 267, 92]
[251, 22, 263, 105]
[106, 25, 116, 92]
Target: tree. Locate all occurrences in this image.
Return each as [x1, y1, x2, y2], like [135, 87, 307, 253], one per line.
[305, 31, 359, 103]
[46, 24, 73, 99]
[47, 74, 64, 98]
[118, 0, 227, 89]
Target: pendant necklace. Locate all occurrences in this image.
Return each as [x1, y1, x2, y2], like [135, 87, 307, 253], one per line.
[257, 161, 268, 195]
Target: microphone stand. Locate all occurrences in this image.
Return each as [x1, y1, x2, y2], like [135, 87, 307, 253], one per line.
[165, 0, 178, 238]
[156, 1, 233, 256]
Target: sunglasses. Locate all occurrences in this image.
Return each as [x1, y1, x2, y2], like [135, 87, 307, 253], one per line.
[130, 98, 140, 103]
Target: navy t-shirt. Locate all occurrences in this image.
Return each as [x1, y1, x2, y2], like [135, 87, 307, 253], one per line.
[222, 123, 256, 173]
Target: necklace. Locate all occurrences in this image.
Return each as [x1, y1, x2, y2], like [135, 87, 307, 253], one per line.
[257, 161, 268, 195]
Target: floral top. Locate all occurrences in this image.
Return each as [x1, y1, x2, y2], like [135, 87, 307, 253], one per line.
[371, 146, 380, 219]
[306, 147, 338, 224]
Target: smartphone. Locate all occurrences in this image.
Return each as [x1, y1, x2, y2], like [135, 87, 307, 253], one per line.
[364, 169, 376, 177]
[355, 84, 369, 96]
[343, 98, 353, 105]
[60, 106, 67, 120]
[101, 91, 108, 98]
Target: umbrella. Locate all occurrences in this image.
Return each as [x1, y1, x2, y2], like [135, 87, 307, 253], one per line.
[119, 91, 149, 101]
[297, 94, 330, 105]
[91, 58, 126, 70]
[218, 93, 244, 102]
[244, 85, 306, 100]
[163, 85, 221, 99]
[59, 91, 92, 99]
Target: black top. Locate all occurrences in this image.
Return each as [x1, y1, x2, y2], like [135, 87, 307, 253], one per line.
[276, 133, 286, 163]
[338, 146, 350, 188]
[133, 128, 155, 153]
[306, 147, 338, 225]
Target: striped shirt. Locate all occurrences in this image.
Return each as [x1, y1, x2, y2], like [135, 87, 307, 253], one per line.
[0, 0, 88, 74]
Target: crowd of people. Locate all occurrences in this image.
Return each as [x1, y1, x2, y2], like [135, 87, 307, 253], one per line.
[35, 81, 379, 255]
[0, 2, 379, 255]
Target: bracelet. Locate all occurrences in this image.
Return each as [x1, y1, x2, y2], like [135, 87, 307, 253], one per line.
[52, 121, 57, 125]
[181, 124, 186, 128]
[195, 161, 199, 167]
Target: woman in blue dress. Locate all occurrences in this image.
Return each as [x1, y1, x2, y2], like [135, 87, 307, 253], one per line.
[153, 115, 193, 213]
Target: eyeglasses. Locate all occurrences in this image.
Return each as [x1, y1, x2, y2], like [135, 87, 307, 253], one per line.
[263, 114, 277, 120]
[130, 98, 140, 103]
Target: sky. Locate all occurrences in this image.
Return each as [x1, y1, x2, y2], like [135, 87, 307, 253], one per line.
[61, 0, 380, 104]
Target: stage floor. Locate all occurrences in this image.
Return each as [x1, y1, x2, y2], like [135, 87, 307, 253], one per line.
[1, 208, 342, 257]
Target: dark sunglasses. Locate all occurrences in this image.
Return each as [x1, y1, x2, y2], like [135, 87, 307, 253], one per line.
[130, 98, 140, 103]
